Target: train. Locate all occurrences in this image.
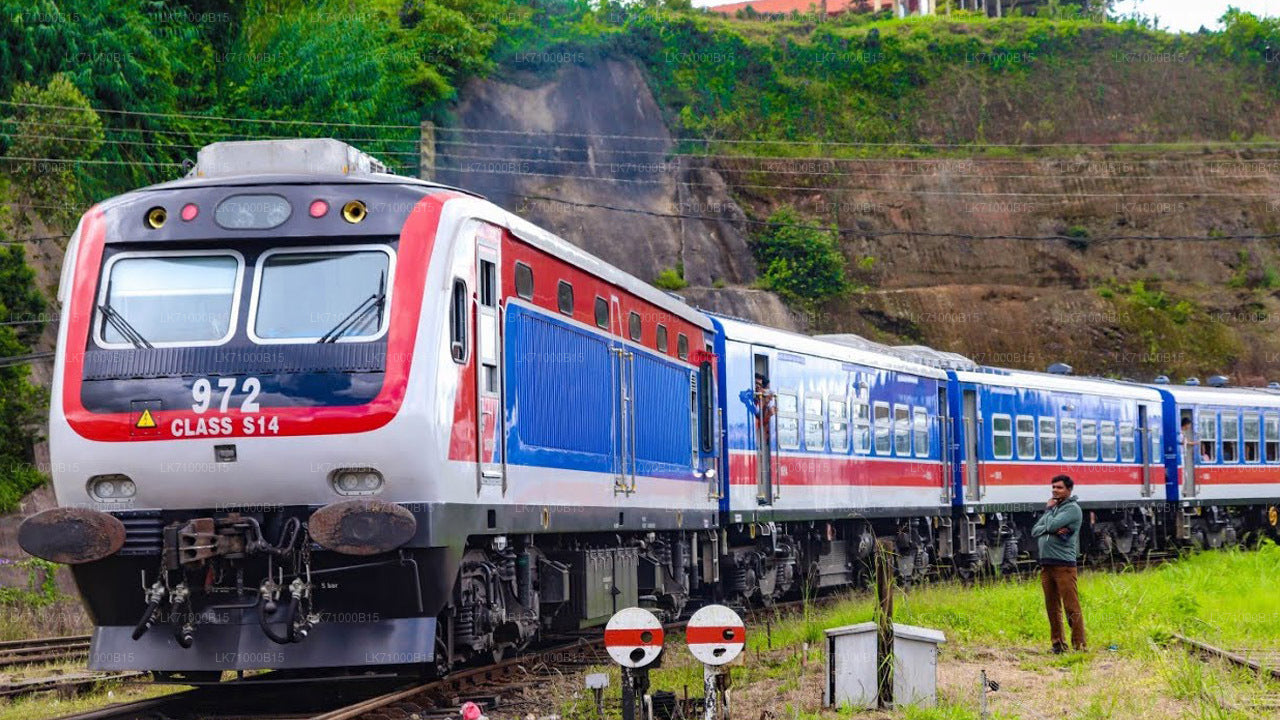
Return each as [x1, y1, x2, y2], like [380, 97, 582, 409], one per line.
[18, 139, 1280, 680]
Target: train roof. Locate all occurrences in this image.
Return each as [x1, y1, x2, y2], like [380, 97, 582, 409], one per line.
[952, 366, 1165, 401]
[708, 315, 948, 380]
[97, 139, 714, 332]
[491, 201, 714, 331]
[1154, 383, 1280, 408]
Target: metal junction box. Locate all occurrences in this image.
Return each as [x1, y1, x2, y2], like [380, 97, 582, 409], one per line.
[824, 621, 946, 709]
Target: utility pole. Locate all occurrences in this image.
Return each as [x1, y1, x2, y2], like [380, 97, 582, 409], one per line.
[419, 120, 435, 181]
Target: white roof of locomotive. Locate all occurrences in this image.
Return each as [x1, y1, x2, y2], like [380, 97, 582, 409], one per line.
[1157, 383, 1280, 408]
[952, 366, 1164, 402]
[152, 139, 715, 332]
[710, 315, 948, 380]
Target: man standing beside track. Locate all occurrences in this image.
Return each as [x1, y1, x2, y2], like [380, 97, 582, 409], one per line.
[1031, 474, 1087, 653]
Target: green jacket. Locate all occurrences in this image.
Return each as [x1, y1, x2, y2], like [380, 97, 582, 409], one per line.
[1031, 495, 1082, 566]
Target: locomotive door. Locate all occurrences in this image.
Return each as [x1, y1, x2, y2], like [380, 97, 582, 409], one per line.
[475, 229, 504, 493]
[611, 295, 636, 494]
[962, 389, 982, 500]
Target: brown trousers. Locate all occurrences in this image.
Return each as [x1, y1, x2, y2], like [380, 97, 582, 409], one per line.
[1040, 565, 1086, 650]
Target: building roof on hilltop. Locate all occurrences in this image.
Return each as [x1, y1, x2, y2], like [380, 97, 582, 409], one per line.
[706, 0, 892, 17]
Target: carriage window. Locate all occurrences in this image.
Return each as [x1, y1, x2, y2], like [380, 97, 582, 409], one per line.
[777, 392, 799, 450]
[829, 398, 849, 452]
[1039, 418, 1057, 460]
[1100, 421, 1117, 461]
[1151, 423, 1162, 465]
[253, 248, 391, 342]
[1119, 422, 1135, 462]
[657, 325, 669, 353]
[1081, 420, 1098, 460]
[853, 395, 871, 454]
[556, 281, 573, 315]
[893, 405, 910, 456]
[1016, 416, 1036, 459]
[1266, 414, 1280, 463]
[514, 262, 533, 300]
[1198, 414, 1217, 463]
[97, 252, 242, 347]
[594, 297, 609, 329]
[629, 312, 642, 341]
[1221, 413, 1239, 463]
[992, 414, 1013, 459]
[1060, 419, 1078, 460]
[804, 396, 824, 450]
[480, 261, 495, 306]
[874, 402, 892, 455]
[1243, 413, 1261, 463]
[913, 407, 929, 457]
[677, 333, 689, 360]
[449, 279, 467, 363]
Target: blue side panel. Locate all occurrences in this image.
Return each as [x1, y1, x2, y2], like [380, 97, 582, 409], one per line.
[505, 303, 698, 480]
[633, 351, 693, 468]
[946, 372, 965, 507]
[505, 304, 615, 473]
[1156, 389, 1181, 501]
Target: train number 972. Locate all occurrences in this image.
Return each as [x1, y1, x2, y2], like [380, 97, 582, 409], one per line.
[192, 377, 262, 414]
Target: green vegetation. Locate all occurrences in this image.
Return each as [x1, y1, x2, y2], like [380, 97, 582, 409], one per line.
[508, 4, 1280, 154]
[1227, 249, 1280, 290]
[1095, 280, 1240, 376]
[750, 205, 849, 306]
[0, 557, 59, 606]
[653, 264, 688, 291]
[0, 238, 48, 513]
[559, 546, 1280, 718]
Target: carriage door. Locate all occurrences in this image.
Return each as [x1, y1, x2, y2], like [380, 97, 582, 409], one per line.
[475, 228, 504, 492]
[753, 352, 773, 505]
[1138, 405, 1152, 497]
[938, 386, 952, 502]
[963, 389, 982, 500]
[1183, 408, 1198, 498]
[611, 295, 636, 494]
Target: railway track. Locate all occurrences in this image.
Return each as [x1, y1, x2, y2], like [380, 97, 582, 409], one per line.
[35, 553, 1187, 719]
[1172, 633, 1280, 680]
[0, 670, 146, 700]
[0, 634, 91, 668]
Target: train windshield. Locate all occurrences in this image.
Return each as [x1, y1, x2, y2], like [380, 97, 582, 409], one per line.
[97, 253, 241, 347]
[252, 247, 391, 343]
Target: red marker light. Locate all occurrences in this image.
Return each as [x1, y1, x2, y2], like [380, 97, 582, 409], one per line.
[309, 200, 329, 218]
[180, 203, 198, 221]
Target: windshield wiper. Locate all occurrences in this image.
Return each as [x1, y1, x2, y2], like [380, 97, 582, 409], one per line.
[98, 303, 153, 349]
[317, 272, 386, 344]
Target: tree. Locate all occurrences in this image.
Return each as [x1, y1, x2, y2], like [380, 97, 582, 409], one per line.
[3, 74, 102, 221]
[750, 205, 849, 306]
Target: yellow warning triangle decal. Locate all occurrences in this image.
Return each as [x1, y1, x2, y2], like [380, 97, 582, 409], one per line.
[136, 409, 157, 429]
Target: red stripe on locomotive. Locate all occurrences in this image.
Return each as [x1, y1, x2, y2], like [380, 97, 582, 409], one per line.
[63, 194, 455, 441]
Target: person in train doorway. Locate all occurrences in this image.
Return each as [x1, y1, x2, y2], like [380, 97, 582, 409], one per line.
[1031, 474, 1086, 654]
[739, 374, 776, 437]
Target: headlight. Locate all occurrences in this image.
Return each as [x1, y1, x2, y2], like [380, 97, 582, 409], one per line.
[331, 468, 383, 496]
[88, 474, 136, 502]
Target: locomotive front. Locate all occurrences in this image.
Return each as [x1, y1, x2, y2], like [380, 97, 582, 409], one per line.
[19, 140, 461, 675]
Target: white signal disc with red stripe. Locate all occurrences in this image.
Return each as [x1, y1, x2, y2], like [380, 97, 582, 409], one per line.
[604, 607, 665, 668]
[685, 604, 745, 666]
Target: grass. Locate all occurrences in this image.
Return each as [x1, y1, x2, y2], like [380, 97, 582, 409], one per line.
[549, 544, 1280, 718]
